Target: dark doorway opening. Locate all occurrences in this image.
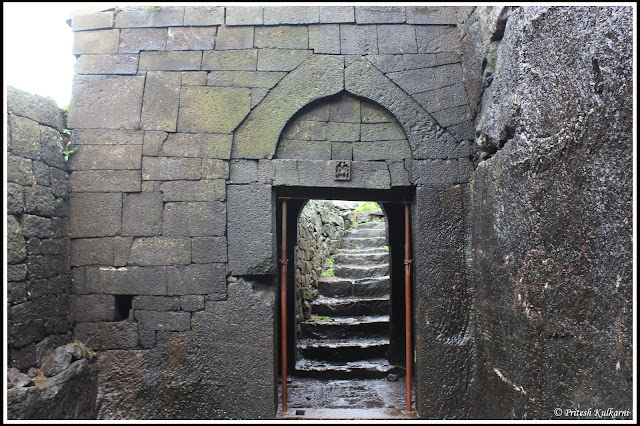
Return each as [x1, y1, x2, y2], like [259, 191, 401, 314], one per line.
[275, 186, 416, 418]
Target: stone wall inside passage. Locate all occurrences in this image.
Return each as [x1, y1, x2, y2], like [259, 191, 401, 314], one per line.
[295, 200, 352, 332]
[5, 4, 631, 421]
[7, 87, 72, 371]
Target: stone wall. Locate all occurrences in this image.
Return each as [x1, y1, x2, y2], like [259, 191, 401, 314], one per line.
[64, 5, 472, 419]
[465, 6, 633, 419]
[295, 200, 352, 331]
[9, 4, 628, 420]
[7, 87, 72, 371]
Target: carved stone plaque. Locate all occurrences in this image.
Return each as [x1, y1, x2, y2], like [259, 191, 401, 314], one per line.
[335, 160, 351, 181]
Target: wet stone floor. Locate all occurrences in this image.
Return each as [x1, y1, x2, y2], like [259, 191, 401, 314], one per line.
[277, 377, 418, 420]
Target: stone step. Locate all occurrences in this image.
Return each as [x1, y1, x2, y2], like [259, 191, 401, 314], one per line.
[338, 247, 387, 254]
[341, 237, 387, 250]
[311, 296, 390, 317]
[297, 337, 390, 362]
[318, 276, 390, 298]
[334, 263, 389, 279]
[294, 357, 398, 379]
[333, 251, 389, 265]
[345, 227, 387, 238]
[354, 221, 385, 230]
[300, 315, 390, 339]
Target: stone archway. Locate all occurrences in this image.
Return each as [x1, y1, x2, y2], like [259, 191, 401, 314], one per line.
[271, 92, 418, 417]
[227, 54, 473, 419]
[231, 55, 459, 160]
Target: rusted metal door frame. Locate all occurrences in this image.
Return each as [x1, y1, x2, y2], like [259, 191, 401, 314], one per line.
[403, 200, 416, 414]
[278, 198, 290, 415]
[277, 196, 415, 415]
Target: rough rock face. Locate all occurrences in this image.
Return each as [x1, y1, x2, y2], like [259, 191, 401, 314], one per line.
[469, 6, 633, 419]
[6, 343, 99, 420]
[4, 5, 632, 421]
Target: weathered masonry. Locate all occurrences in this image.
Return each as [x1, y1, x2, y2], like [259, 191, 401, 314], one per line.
[6, 5, 633, 420]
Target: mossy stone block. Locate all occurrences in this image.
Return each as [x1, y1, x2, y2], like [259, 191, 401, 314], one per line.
[177, 87, 250, 134]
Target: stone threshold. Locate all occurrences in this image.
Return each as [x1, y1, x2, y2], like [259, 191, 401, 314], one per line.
[277, 407, 419, 420]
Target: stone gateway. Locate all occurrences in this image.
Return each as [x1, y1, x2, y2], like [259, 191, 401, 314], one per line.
[5, 5, 633, 421]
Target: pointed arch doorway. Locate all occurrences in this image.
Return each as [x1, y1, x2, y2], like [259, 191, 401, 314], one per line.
[275, 186, 416, 419]
[228, 54, 471, 419]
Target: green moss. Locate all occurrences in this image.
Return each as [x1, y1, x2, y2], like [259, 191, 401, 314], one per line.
[321, 267, 335, 278]
[353, 201, 380, 213]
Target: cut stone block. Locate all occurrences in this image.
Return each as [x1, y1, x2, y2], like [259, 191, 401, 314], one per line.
[119, 28, 167, 53]
[215, 26, 254, 50]
[71, 294, 115, 322]
[72, 129, 144, 145]
[229, 160, 259, 184]
[319, 6, 354, 23]
[353, 140, 412, 161]
[161, 180, 226, 202]
[73, 29, 119, 54]
[74, 322, 139, 350]
[167, 27, 216, 50]
[70, 238, 114, 266]
[263, 6, 320, 25]
[135, 311, 191, 332]
[327, 122, 360, 142]
[69, 170, 141, 192]
[254, 26, 309, 49]
[257, 49, 312, 72]
[139, 51, 202, 71]
[377, 24, 417, 54]
[184, 6, 225, 26]
[142, 157, 202, 181]
[161, 133, 232, 159]
[415, 25, 461, 53]
[309, 24, 340, 54]
[360, 122, 407, 141]
[340, 24, 378, 55]
[7, 86, 65, 131]
[67, 75, 145, 130]
[177, 86, 250, 133]
[328, 94, 361, 123]
[128, 237, 191, 266]
[207, 71, 286, 88]
[202, 50, 258, 71]
[122, 192, 163, 237]
[69, 193, 122, 238]
[72, 11, 114, 31]
[281, 120, 327, 141]
[67, 145, 142, 171]
[84, 265, 168, 295]
[74, 54, 139, 75]
[406, 6, 457, 24]
[225, 6, 263, 26]
[163, 202, 226, 237]
[227, 184, 273, 275]
[192, 237, 228, 263]
[277, 139, 331, 160]
[355, 6, 406, 24]
[141, 71, 181, 132]
[167, 263, 227, 296]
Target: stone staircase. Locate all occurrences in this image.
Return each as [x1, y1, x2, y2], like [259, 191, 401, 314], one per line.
[295, 218, 397, 379]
